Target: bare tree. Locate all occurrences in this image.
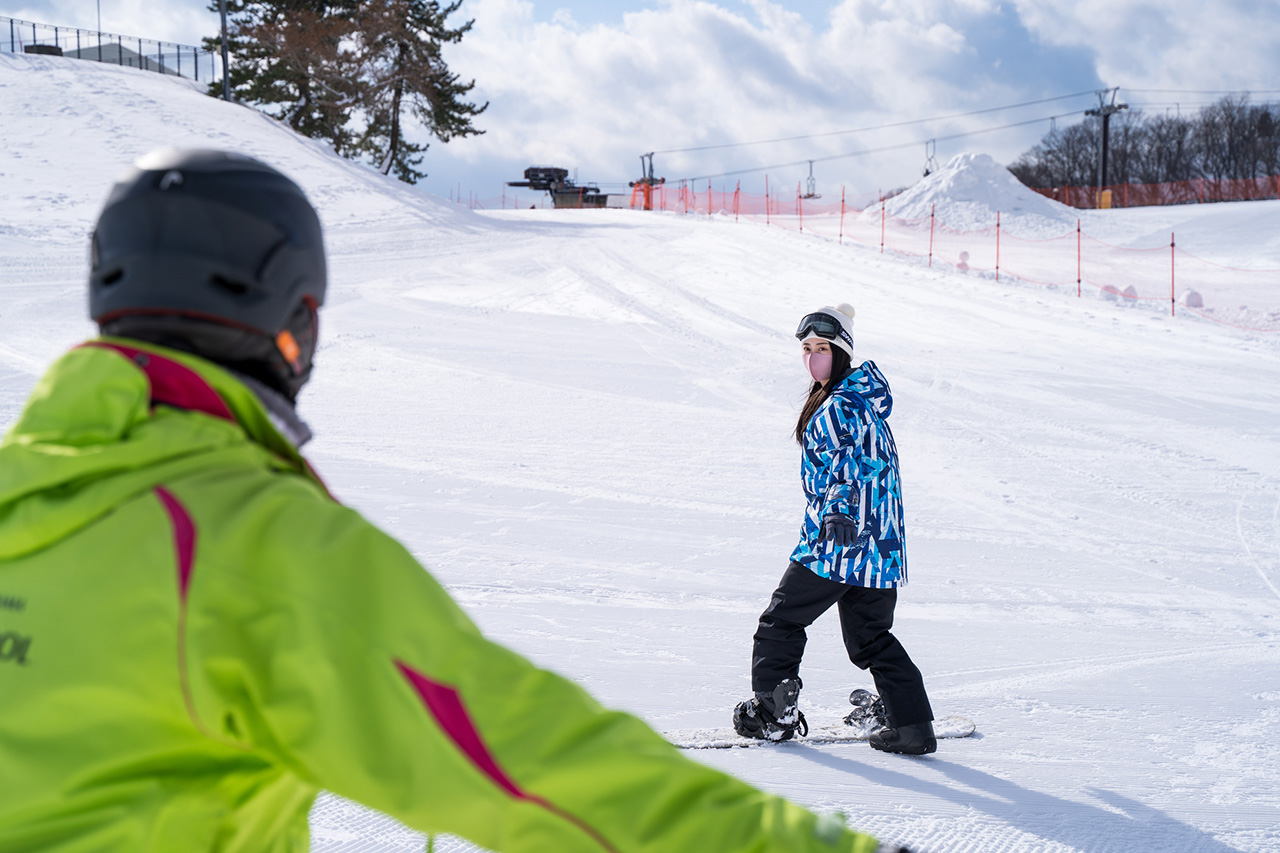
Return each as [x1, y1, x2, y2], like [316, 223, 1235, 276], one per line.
[1011, 96, 1280, 193]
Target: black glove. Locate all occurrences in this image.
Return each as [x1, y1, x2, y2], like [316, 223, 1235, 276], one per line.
[820, 513, 860, 548]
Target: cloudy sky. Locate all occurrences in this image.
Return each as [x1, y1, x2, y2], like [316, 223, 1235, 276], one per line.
[10, 1, 1280, 201]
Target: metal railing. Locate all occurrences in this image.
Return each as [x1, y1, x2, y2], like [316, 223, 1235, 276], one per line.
[2, 16, 220, 83]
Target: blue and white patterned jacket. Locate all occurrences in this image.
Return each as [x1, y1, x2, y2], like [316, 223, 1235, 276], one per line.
[789, 360, 907, 587]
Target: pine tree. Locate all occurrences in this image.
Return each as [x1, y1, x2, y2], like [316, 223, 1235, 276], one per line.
[205, 0, 364, 155]
[353, 0, 487, 183]
[206, 0, 485, 183]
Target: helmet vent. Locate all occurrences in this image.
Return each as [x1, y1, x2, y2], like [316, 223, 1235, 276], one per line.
[211, 275, 250, 297]
[102, 269, 124, 286]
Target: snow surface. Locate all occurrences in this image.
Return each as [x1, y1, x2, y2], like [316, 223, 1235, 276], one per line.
[3, 53, 1280, 853]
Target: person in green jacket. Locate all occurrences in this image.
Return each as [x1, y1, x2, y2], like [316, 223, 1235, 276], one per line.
[0, 149, 910, 853]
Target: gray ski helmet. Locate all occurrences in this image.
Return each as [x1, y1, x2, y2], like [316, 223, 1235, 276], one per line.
[89, 149, 326, 334]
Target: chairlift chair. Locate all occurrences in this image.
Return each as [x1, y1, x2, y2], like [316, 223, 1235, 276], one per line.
[923, 140, 939, 177]
[801, 161, 821, 199]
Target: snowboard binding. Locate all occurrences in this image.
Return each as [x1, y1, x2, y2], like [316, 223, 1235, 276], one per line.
[843, 688, 888, 735]
[733, 678, 809, 742]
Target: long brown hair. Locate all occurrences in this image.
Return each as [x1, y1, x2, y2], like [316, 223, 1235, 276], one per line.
[794, 345, 852, 444]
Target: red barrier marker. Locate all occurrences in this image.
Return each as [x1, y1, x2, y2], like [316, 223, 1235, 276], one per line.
[928, 203, 935, 267]
[840, 186, 846, 246]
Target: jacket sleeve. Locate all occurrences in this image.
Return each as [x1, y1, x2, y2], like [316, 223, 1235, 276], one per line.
[182, 477, 883, 853]
[816, 397, 865, 520]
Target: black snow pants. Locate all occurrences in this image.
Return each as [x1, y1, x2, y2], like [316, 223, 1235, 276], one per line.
[751, 561, 933, 727]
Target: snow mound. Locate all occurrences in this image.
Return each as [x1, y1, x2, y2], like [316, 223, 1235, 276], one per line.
[876, 152, 1076, 233]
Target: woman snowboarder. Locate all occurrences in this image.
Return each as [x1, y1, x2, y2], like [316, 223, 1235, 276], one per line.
[732, 303, 936, 755]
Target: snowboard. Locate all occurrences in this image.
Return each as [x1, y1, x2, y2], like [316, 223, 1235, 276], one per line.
[666, 714, 975, 750]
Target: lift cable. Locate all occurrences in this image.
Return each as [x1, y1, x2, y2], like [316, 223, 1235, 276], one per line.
[672, 110, 1082, 185]
[650, 89, 1101, 156]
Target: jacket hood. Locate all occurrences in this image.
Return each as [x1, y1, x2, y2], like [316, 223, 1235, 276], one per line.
[838, 360, 893, 419]
[0, 338, 315, 560]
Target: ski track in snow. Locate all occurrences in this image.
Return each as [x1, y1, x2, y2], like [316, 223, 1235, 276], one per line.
[3, 54, 1280, 853]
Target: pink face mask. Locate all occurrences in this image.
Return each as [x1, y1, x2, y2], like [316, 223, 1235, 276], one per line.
[803, 351, 832, 382]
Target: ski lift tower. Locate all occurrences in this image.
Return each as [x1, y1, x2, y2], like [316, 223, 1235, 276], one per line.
[1086, 87, 1128, 206]
[506, 166, 609, 208]
[629, 152, 666, 210]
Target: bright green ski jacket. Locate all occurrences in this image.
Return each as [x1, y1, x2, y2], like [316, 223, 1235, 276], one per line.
[0, 339, 882, 853]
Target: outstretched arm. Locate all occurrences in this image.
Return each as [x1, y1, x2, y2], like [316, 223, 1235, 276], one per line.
[183, 481, 884, 853]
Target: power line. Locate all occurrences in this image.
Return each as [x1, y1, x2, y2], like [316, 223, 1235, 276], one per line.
[651, 89, 1101, 156]
[1126, 88, 1280, 95]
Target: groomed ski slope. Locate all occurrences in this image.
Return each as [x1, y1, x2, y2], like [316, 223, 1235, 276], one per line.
[3, 53, 1280, 853]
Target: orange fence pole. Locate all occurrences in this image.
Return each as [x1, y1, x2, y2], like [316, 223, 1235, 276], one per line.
[880, 196, 885, 253]
[928, 203, 935, 266]
[1076, 219, 1082, 297]
[839, 186, 846, 245]
[996, 211, 1001, 282]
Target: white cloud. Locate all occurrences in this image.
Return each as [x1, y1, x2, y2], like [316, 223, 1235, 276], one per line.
[1010, 0, 1280, 90]
[437, 0, 1072, 195]
[12, 0, 1279, 199]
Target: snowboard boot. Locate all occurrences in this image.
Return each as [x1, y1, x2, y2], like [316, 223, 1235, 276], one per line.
[843, 688, 888, 734]
[868, 721, 937, 755]
[732, 678, 808, 742]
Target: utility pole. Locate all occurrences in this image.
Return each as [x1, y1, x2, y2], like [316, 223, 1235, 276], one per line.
[1086, 87, 1128, 191]
[219, 0, 231, 101]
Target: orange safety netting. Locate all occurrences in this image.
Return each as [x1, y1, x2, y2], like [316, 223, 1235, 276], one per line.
[458, 182, 1280, 333]
[1030, 175, 1280, 209]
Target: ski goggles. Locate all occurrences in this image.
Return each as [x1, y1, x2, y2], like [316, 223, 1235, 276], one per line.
[794, 312, 852, 349]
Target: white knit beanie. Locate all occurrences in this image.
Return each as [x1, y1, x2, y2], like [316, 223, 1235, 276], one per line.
[809, 303, 856, 358]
